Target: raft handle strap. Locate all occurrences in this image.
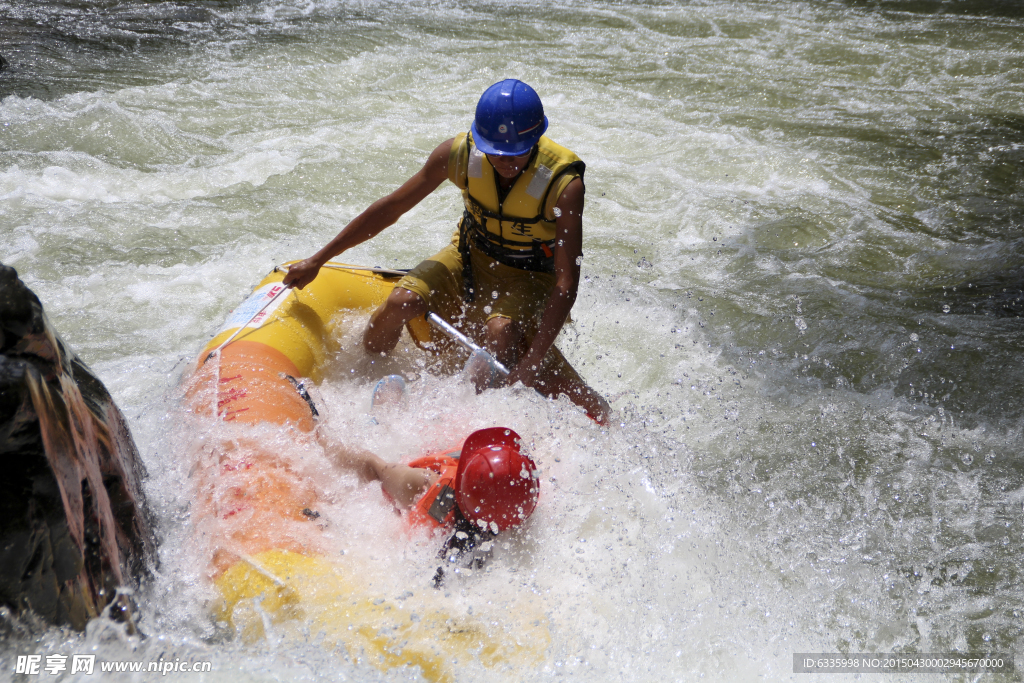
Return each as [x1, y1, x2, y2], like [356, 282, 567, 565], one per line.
[282, 374, 320, 419]
[204, 283, 292, 363]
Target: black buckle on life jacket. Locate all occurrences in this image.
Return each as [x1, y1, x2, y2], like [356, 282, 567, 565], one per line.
[458, 213, 556, 303]
[427, 485, 457, 523]
[473, 231, 555, 273]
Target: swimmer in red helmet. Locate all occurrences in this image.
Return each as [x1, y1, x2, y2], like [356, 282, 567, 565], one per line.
[327, 427, 539, 584]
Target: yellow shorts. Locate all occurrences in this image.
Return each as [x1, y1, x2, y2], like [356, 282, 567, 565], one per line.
[397, 236, 584, 387]
[397, 237, 555, 338]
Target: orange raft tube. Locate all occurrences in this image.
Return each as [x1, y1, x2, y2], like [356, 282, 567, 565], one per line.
[183, 264, 549, 682]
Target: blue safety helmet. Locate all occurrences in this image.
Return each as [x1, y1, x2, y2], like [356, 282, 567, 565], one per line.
[471, 79, 548, 156]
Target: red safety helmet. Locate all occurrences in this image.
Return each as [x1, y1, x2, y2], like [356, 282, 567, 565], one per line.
[454, 427, 539, 532]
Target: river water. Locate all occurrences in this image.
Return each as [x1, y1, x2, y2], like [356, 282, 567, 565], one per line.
[2, 0, 1024, 681]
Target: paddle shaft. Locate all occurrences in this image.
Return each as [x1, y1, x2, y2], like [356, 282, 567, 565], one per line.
[426, 312, 510, 377]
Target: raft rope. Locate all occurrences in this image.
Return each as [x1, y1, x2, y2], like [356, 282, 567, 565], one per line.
[205, 284, 292, 363]
[238, 552, 288, 588]
[272, 262, 409, 277]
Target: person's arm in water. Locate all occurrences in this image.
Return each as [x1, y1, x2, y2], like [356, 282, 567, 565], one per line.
[506, 177, 584, 389]
[283, 139, 454, 290]
[327, 443, 438, 509]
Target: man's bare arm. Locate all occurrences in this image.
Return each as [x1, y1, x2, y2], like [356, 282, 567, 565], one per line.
[284, 138, 454, 289]
[506, 176, 584, 387]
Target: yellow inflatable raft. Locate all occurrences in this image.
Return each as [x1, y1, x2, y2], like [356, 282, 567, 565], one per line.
[184, 263, 549, 682]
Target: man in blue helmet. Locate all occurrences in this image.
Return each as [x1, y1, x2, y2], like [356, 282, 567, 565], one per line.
[284, 80, 609, 424]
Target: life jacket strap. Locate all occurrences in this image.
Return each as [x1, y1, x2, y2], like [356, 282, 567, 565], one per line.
[458, 213, 555, 302]
[458, 211, 476, 303]
[471, 227, 556, 273]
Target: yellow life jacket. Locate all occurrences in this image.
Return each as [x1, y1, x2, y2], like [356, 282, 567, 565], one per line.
[447, 132, 585, 275]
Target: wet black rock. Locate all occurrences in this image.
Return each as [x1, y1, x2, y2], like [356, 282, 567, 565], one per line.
[0, 265, 156, 630]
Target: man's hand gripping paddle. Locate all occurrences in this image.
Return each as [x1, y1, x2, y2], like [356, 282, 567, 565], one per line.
[426, 312, 509, 388]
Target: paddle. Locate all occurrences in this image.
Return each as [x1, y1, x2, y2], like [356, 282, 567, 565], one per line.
[426, 312, 510, 377]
